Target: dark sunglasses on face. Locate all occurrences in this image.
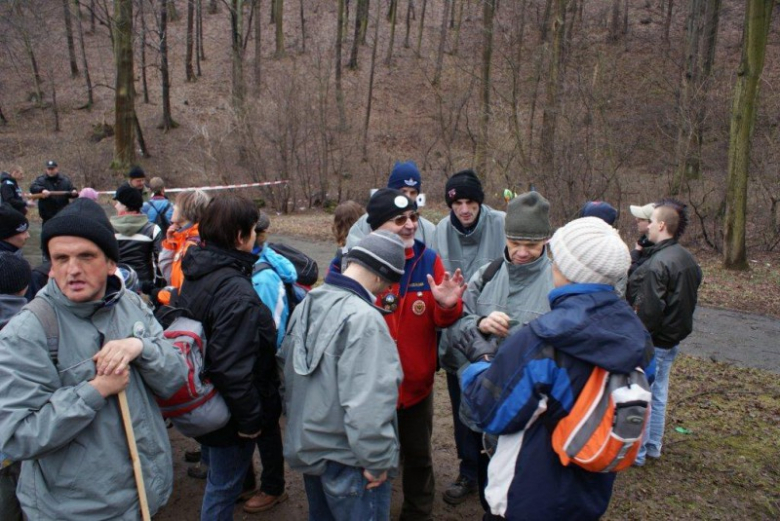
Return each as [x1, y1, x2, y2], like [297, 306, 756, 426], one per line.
[391, 212, 419, 226]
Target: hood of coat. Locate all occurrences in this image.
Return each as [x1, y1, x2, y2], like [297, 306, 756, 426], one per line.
[0, 294, 27, 330]
[110, 214, 151, 236]
[182, 244, 258, 281]
[530, 284, 651, 373]
[259, 246, 298, 284]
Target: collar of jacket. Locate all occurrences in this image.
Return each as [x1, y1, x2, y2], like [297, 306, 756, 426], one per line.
[0, 241, 19, 254]
[637, 234, 654, 248]
[548, 282, 614, 307]
[46, 273, 125, 318]
[503, 245, 551, 283]
[643, 237, 677, 256]
[323, 270, 391, 315]
[204, 244, 258, 276]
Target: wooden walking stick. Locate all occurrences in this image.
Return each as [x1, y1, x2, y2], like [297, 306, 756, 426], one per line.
[118, 390, 152, 521]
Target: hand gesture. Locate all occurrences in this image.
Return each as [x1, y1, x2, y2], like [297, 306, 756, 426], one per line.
[454, 327, 498, 363]
[93, 338, 144, 376]
[363, 470, 388, 490]
[166, 223, 178, 241]
[427, 269, 466, 309]
[478, 311, 511, 338]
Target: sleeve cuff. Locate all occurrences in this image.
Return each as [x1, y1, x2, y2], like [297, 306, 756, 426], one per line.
[75, 381, 106, 411]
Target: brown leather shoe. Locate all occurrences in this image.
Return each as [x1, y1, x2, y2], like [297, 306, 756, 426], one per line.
[243, 491, 289, 513]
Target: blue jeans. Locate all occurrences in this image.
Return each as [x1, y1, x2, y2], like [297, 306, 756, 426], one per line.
[200, 440, 255, 521]
[446, 371, 479, 483]
[303, 461, 391, 521]
[637, 345, 679, 464]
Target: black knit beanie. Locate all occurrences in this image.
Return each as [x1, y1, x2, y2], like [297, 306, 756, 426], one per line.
[0, 252, 31, 294]
[128, 165, 146, 179]
[445, 170, 484, 207]
[0, 205, 29, 240]
[366, 188, 416, 230]
[41, 199, 120, 261]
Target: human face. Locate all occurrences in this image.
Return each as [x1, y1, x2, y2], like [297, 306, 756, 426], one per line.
[647, 208, 666, 244]
[452, 199, 480, 228]
[506, 238, 546, 265]
[400, 187, 419, 201]
[49, 236, 116, 302]
[129, 178, 145, 189]
[236, 225, 258, 252]
[171, 204, 185, 227]
[5, 230, 30, 249]
[11, 169, 23, 181]
[378, 210, 419, 248]
[46, 166, 59, 177]
[636, 217, 650, 235]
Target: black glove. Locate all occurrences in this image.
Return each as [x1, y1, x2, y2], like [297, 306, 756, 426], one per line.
[454, 327, 498, 363]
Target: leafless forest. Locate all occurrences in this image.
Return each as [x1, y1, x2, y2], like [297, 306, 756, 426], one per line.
[0, 0, 778, 262]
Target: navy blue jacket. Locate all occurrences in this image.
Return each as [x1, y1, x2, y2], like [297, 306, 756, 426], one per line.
[461, 284, 654, 520]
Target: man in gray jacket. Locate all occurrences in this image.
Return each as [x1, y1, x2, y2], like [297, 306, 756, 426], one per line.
[0, 198, 187, 520]
[447, 191, 554, 513]
[434, 169, 506, 504]
[280, 230, 406, 520]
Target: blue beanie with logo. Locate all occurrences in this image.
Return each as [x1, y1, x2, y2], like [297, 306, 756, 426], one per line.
[387, 161, 421, 192]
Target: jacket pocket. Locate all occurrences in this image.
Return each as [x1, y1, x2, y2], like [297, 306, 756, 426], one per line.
[38, 439, 86, 492]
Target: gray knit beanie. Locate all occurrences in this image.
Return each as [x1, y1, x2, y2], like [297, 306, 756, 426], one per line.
[505, 192, 552, 241]
[346, 230, 406, 283]
[549, 217, 630, 286]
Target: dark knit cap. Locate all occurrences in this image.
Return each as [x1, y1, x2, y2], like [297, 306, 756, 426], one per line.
[445, 170, 484, 207]
[0, 205, 29, 240]
[366, 188, 416, 231]
[42, 198, 120, 261]
[114, 184, 143, 212]
[128, 165, 146, 179]
[0, 252, 31, 294]
[255, 211, 271, 232]
[46, 160, 58, 168]
[387, 161, 421, 191]
[505, 191, 552, 241]
[346, 230, 406, 283]
[580, 201, 618, 226]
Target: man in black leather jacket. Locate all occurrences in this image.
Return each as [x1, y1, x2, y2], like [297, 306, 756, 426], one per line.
[28, 160, 78, 224]
[627, 198, 702, 466]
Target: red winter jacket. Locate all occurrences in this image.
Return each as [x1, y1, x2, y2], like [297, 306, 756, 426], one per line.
[376, 241, 462, 409]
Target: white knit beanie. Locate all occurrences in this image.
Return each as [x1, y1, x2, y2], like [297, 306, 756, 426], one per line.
[549, 217, 630, 286]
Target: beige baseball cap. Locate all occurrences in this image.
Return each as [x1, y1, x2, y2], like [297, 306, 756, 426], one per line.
[629, 203, 654, 220]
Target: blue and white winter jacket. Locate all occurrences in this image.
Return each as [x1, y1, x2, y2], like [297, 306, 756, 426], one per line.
[252, 245, 298, 349]
[142, 197, 174, 227]
[461, 284, 654, 520]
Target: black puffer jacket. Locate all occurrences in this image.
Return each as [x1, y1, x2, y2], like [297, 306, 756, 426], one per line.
[29, 173, 77, 222]
[1, 172, 27, 214]
[177, 244, 280, 447]
[627, 239, 702, 348]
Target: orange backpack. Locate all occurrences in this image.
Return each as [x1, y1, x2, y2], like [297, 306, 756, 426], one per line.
[552, 366, 651, 472]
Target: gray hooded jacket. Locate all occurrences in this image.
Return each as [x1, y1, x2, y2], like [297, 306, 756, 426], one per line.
[0, 275, 187, 520]
[279, 275, 402, 477]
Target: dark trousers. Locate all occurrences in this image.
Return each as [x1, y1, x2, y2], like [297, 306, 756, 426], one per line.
[255, 421, 285, 496]
[470, 430, 491, 513]
[446, 371, 479, 483]
[397, 392, 434, 521]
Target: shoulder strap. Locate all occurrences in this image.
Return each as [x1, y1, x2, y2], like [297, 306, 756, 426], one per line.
[24, 298, 60, 364]
[252, 261, 272, 275]
[481, 257, 504, 285]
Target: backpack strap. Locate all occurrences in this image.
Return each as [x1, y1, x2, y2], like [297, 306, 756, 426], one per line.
[252, 261, 272, 275]
[23, 298, 60, 365]
[481, 257, 504, 285]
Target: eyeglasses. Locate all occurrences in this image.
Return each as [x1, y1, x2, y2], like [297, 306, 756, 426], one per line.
[391, 212, 419, 226]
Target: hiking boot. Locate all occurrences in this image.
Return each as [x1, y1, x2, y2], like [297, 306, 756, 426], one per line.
[184, 449, 201, 463]
[443, 476, 477, 505]
[243, 491, 289, 513]
[187, 464, 207, 480]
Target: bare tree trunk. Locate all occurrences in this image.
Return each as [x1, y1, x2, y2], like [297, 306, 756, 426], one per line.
[113, 0, 135, 168]
[359, 0, 369, 44]
[90, 0, 96, 32]
[62, 0, 79, 77]
[0, 104, 7, 124]
[663, 0, 674, 44]
[253, 0, 261, 92]
[510, 0, 528, 160]
[432, 0, 449, 86]
[362, 0, 381, 159]
[167, 0, 180, 21]
[209, 0, 218, 14]
[404, 0, 412, 48]
[51, 74, 60, 131]
[540, 0, 565, 179]
[186, 0, 195, 80]
[540, 0, 553, 42]
[299, 0, 306, 52]
[336, 0, 347, 128]
[75, 0, 94, 107]
[475, 0, 496, 178]
[608, 0, 620, 43]
[348, 0, 368, 69]
[19, 25, 44, 107]
[231, 0, 246, 111]
[139, 0, 150, 103]
[159, 0, 178, 129]
[724, 0, 774, 269]
[134, 112, 150, 157]
[385, 0, 397, 64]
[451, 0, 464, 55]
[196, 0, 203, 74]
[415, 0, 427, 57]
[274, 0, 284, 58]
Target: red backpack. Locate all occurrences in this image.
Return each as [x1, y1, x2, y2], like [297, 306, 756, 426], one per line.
[552, 366, 651, 472]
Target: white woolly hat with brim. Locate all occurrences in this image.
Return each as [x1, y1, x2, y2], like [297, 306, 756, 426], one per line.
[550, 217, 630, 286]
[629, 203, 655, 220]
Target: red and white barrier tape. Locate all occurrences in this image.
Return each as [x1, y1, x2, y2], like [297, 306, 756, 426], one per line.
[94, 180, 288, 195]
